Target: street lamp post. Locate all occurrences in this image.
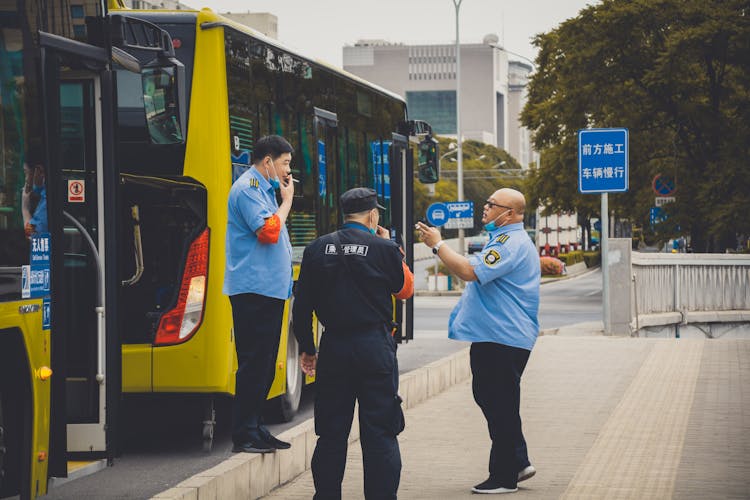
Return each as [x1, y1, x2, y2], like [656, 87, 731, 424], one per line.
[452, 0, 465, 256]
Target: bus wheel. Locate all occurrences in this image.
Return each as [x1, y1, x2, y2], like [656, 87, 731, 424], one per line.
[201, 398, 215, 453]
[272, 328, 303, 423]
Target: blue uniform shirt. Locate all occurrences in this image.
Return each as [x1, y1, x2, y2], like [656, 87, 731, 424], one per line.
[223, 167, 292, 300]
[448, 222, 540, 351]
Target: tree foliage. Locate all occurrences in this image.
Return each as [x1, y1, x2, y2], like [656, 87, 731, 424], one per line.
[413, 137, 524, 237]
[521, 0, 750, 252]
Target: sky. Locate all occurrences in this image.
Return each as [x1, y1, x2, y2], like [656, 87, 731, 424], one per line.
[204, 0, 599, 69]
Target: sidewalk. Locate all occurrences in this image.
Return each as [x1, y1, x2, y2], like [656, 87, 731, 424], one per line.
[265, 335, 749, 499]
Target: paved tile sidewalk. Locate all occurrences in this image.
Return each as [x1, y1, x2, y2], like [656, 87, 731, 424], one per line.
[265, 336, 749, 499]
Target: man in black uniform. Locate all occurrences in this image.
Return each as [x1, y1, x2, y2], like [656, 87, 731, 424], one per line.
[293, 187, 414, 500]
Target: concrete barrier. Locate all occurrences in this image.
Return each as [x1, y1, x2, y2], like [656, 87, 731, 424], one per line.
[152, 348, 471, 500]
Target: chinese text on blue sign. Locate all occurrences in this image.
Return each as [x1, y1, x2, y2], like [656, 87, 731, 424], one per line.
[443, 201, 474, 229]
[578, 128, 629, 193]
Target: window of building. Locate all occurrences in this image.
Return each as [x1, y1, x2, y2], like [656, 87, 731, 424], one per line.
[70, 5, 85, 18]
[406, 90, 456, 135]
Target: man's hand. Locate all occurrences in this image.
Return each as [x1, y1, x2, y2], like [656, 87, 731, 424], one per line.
[415, 221, 442, 248]
[300, 352, 317, 377]
[375, 225, 390, 240]
[279, 173, 295, 204]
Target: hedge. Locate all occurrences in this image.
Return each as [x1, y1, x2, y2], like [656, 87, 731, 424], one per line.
[583, 251, 600, 267]
[558, 250, 584, 266]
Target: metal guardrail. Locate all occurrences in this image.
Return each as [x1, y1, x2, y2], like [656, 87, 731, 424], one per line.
[630, 253, 750, 335]
[632, 253, 750, 314]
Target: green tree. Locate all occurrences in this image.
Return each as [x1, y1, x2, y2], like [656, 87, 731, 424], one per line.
[521, 0, 750, 252]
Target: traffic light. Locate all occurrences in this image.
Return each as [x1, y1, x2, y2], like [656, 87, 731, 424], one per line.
[418, 135, 439, 184]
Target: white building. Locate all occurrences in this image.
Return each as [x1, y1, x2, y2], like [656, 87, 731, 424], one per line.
[122, 0, 188, 10]
[120, 2, 279, 40]
[343, 34, 536, 168]
[220, 12, 278, 39]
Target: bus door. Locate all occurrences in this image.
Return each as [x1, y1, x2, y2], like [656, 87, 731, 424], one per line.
[389, 133, 414, 342]
[39, 33, 121, 471]
[313, 107, 338, 233]
[57, 77, 109, 454]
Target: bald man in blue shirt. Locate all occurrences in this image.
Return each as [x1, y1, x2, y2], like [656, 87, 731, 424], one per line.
[416, 188, 540, 494]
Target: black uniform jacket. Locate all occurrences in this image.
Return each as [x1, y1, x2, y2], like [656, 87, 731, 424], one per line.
[293, 222, 409, 355]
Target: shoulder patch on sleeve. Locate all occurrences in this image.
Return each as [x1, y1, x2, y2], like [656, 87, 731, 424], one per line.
[484, 249, 502, 267]
[248, 177, 259, 188]
[495, 233, 510, 244]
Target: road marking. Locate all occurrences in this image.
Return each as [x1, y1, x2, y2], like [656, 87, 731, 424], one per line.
[562, 339, 704, 499]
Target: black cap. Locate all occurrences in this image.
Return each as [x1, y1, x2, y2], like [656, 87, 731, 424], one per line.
[340, 187, 386, 214]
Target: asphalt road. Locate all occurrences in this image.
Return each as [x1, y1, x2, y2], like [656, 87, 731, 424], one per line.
[44, 270, 602, 499]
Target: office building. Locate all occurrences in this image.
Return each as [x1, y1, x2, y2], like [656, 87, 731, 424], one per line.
[121, 1, 279, 42]
[343, 34, 536, 167]
[220, 12, 278, 39]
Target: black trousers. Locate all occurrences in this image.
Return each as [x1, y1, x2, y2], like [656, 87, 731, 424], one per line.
[470, 342, 531, 488]
[229, 292, 285, 445]
[311, 327, 404, 500]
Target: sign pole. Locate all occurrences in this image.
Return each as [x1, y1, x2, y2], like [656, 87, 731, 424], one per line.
[601, 193, 610, 334]
[578, 128, 627, 336]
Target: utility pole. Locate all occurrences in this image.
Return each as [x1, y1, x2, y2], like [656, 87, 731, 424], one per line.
[453, 0, 465, 256]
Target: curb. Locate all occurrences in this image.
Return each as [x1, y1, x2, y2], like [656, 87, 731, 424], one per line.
[151, 348, 472, 500]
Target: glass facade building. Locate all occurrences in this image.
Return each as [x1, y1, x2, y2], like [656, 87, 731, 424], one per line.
[405, 91, 456, 135]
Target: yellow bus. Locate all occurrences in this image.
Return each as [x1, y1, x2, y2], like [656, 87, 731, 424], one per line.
[1, 1, 436, 497]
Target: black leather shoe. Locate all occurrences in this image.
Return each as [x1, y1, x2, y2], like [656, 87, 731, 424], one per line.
[259, 428, 291, 449]
[231, 440, 274, 454]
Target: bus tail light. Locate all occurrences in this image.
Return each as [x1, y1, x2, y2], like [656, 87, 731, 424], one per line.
[154, 228, 209, 346]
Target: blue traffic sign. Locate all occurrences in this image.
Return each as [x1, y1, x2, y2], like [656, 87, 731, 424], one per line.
[444, 201, 474, 229]
[578, 128, 629, 193]
[426, 202, 448, 227]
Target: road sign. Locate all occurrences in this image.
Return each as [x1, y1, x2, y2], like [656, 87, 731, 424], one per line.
[444, 201, 474, 229]
[578, 128, 629, 193]
[426, 202, 448, 227]
[655, 196, 676, 207]
[652, 174, 676, 196]
[649, 206, 666, 228]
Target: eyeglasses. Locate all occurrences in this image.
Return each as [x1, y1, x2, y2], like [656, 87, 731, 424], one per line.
[485, 200, 513, 211]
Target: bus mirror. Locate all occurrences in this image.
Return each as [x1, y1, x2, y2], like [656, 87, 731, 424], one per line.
[141, 57, 186, 144]
[112, 47, 141, 73]
[417, 136, 439, 184]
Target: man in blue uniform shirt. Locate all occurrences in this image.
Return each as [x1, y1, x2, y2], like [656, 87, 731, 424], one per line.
[293, 187, 414, 500]
[223, 135, 295, 453]
[416, 188, 540, 494]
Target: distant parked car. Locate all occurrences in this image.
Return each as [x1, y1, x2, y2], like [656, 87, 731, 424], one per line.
[467, 232, 489, 254]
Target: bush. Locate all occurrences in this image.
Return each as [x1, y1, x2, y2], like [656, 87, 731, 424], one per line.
[540, 256, 564, 276]
[583, 251, 600, 267]
[558, 250, 584, 266]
